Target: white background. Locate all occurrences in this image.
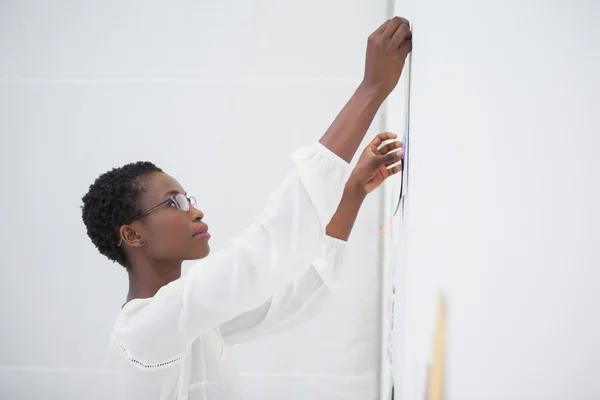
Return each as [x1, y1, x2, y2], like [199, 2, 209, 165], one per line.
[0, 1, 390, 399]
[385, 0, 600, 399]
[4, 1, 598, 399]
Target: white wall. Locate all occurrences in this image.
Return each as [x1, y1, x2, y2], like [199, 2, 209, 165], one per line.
[0, 2, 389, 399]
[387, 0, 600, 399]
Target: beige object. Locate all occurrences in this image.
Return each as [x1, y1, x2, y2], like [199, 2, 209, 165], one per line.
[427, 294, 446, 400]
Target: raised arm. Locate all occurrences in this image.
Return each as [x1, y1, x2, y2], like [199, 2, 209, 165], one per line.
[112, 19, 412, 368]
[319, 16, 412, 162]
[220, 134, 404, 345]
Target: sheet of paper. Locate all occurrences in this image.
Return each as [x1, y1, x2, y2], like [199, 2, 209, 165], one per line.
[394, 52, 412, 217]
[381, 20, 415, 400]
[402, 52, 412, 199]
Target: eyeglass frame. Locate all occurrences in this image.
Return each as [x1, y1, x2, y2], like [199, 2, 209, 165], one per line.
[117, 193, 197, 247]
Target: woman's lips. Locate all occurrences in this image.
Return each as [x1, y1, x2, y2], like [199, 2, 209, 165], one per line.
[193, 225, 210, 239]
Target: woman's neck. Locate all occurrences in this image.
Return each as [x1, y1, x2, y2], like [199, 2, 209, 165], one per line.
[126, 260, 182, 303]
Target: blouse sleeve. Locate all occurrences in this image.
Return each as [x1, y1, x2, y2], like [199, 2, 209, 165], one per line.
[219, 235, 347, 345]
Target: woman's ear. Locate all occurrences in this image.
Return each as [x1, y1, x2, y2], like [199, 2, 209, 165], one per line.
[119, 225, 145, 247]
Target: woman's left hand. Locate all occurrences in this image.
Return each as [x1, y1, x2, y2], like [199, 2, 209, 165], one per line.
[347, 132, 403, 196]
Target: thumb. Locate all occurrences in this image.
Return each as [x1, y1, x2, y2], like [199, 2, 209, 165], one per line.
[372, 150, 402, 167]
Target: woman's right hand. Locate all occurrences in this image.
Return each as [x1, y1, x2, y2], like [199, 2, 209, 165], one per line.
[362, 16, 413, 99]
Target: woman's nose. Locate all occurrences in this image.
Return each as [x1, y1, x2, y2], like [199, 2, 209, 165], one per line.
[191, 205, 204, 221]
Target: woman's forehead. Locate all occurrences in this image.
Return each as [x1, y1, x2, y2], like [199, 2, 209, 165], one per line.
[141, 172, 185, 204]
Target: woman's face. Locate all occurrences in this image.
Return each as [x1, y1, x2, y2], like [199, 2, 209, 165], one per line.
[121, 172, 211, 264]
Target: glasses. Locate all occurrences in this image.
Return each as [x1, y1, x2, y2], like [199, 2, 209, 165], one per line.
[117, 193, 197, 246]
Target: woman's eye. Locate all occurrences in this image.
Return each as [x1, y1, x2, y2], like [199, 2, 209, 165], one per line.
[167, 200, 178, 208]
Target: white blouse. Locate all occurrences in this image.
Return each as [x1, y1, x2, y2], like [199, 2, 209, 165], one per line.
[108, 142, 351, 400]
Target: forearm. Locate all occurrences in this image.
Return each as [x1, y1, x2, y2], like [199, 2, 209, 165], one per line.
[319, 84, 385, 163]
[325, 184, 366, 241]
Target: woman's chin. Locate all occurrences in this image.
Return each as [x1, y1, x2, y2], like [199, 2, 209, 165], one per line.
[189, 245, 210, 260]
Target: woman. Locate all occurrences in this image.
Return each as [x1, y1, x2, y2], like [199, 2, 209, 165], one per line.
[82, 16, 411, 400]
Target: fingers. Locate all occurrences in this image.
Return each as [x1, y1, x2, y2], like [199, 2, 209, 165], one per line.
[391, 23, 412, 49]
[381, 16, 410, 37]
[367, 132, 404, 180]
[371, 17, 410, 39]
[399, 38, 413, 57]
[382, 148, 403, 178]
[374, 20, 389, 34]
[383, 17, 411, 50]
[378, 140, 403, 156]
[373, 149, 403, 167]
[387, 162, 403, 176]
[370, 132, 398, 149]
[377, 141, 404, 177]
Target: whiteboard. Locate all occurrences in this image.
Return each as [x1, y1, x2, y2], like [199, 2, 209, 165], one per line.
[380, 50, 412, 400]
[380, 14, 446, 400]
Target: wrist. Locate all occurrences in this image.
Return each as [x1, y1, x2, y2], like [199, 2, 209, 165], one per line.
[356, 81, 388, 106]
[343, 181, 367, 203]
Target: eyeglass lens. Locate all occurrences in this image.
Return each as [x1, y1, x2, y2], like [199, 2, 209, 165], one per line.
[174, 193, 196, 212]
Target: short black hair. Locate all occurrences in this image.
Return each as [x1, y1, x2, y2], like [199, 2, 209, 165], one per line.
[81, 161, 163, 268]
